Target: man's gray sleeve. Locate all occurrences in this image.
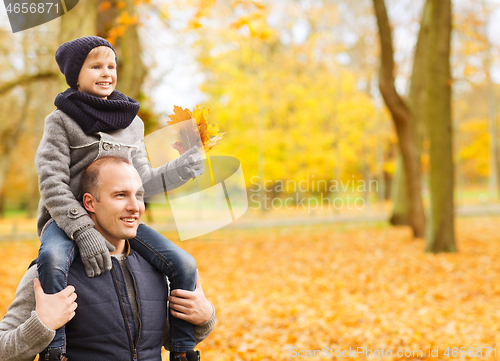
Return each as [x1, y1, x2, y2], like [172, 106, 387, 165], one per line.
[0, 266, 55, 361]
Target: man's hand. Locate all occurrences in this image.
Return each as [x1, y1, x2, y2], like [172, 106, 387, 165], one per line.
[168, 271, 213, 325]
[34, 278, 78, 330]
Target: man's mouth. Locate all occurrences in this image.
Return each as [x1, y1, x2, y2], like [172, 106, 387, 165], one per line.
[121, 217, 137, 225]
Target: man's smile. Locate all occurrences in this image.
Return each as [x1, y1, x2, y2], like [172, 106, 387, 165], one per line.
[121, 217, 138, 225]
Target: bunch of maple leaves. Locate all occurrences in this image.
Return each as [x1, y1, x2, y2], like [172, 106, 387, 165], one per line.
[167, 105, 224, 155]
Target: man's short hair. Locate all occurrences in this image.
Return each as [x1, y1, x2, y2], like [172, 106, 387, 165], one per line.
[80, 156, 132, 200]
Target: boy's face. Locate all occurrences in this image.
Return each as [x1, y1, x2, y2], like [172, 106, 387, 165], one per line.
[77, 47, 117, 99]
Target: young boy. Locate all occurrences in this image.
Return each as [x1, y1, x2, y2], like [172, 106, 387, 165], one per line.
[35, 36, 203, 361]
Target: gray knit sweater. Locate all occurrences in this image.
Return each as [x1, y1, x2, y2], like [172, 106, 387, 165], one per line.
[0, 265, 215, 361]
[35, 109, 188, 240]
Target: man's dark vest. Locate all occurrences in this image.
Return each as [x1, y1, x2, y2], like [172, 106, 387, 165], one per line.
[64, 250, 168, 361]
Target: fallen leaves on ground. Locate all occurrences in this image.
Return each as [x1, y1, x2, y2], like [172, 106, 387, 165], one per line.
[0, 240, 38, 316]
[180, 217, 500, 360]
[2, 217, 500, 360]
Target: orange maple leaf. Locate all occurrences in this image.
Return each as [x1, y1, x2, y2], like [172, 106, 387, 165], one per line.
[167, 106, 193, 125]
[168, 105, 224, 154]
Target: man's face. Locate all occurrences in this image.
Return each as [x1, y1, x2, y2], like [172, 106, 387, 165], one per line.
[77, 47, 117, 99]
[85, 162, 145, 244]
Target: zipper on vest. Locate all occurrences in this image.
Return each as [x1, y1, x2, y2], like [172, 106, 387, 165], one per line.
[125, 259, 142, 358]
[111, 266, 136, 360]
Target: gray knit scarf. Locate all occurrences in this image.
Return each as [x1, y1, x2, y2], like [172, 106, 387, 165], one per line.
[54, 88, 140, 135]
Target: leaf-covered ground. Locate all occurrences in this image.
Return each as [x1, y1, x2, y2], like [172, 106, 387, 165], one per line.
[1, 216, 500, 360]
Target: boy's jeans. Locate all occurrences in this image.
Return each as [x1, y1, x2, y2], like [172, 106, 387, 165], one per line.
[38, 221, 197, 353]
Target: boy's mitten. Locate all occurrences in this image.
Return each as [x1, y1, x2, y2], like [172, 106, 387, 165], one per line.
[165, 146, 204, 189]
[74, 227, 115, 277]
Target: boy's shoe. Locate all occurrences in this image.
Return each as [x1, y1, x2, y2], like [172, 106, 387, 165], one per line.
[170, 350, 200, 361]
[39, 348, 68, 361]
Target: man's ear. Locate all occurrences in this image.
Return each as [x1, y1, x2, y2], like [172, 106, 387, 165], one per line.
[83, 193, 96, 213]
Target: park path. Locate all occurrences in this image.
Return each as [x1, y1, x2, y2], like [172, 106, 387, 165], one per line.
[1, 203, 500, 241]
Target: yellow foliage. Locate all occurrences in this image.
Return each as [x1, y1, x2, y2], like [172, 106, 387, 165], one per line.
[230, 12, 274, 40]
[458, 118, 489, 178]
[195, 28, 390, 185]
[116, 11, 139, 26]
[106, 10, 139, 46]
[232, 0, 265, 10]
[106, 25, 126, 46]
[188, 21, 203, 30]
[97, 1, 111, 12]
[186, 0, 217, 30]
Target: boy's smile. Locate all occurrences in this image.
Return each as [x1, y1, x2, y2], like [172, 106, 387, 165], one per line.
[77, 47, 117, 99]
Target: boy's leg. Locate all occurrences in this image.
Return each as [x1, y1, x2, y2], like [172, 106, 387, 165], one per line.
[130, 224, 197, 352]
[37, 221, 77, 355]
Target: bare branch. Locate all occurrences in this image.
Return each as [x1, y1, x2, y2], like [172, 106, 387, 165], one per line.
[0, 71, 58, 95]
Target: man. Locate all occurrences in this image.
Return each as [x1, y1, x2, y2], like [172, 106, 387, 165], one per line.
[0, 156, 214, 361]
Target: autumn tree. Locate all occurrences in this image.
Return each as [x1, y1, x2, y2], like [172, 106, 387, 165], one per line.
[372, 0, 426, 238]
[190, 1, 390, 205]
[453, 2, 500, 200]
[0, 0, 155, 215]
[0, 27, 60, 216]
[424, 0, 455, 252]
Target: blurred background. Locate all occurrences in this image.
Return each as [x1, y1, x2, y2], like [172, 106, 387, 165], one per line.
[1, 0, 500, 359]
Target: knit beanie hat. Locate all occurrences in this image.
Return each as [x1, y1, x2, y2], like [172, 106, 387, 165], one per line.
[55, 36, 117, 89]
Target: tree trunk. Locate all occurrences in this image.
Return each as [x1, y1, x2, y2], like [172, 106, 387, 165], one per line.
[0, 85, 32, 194]
[95, 0, 146, 101]
[487, 72, 499, 200]
[58, 0, 98, 89]
[116, 3, 146, 101]
[390, 1, 431, 226]
[373, 0, 426, 238]
[389, 154, 410, 225]
[58, 0, 98, 45]
[424, 0, 456, 253]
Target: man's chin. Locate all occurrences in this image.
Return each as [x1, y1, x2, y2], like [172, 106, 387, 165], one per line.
[122, 228, 139, 240]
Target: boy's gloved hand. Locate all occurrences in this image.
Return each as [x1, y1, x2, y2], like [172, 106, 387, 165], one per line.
[166, 145, 204, 187]
[74, 227, 115, 277]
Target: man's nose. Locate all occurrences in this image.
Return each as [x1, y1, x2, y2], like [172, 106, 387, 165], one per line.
[126, 196, 140, 212]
